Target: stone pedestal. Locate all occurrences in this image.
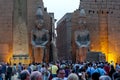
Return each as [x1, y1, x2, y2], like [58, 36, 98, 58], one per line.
[86, 52, 106, 62]
[11, 55, 31, 65]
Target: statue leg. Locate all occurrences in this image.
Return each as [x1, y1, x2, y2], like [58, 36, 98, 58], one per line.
[76, 49, 79, 62]
[80, 48, 84, 62]
[82, 47, 87, 62]
[39, 48, 43, 63]
[34, 48, 37, 63]
[34, 48, 43, 63]
[42, 48, 46, 62]
[32, 47, 35, 63]
[76, 48, 83, 62]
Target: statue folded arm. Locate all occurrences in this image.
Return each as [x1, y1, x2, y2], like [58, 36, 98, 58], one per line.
[75, 31, 90, 47]
[31, 30, 36, 46]
[75, 31, 82, 47]
[31, 29, 49, 47]
[40, 29, 49, 46]
[86, 34, 90, 46]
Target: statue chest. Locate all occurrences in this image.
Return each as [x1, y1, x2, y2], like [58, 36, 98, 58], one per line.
[34, 30, 45, 38]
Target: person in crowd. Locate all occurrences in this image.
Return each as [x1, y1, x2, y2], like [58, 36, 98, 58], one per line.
[92, 72, 100, 80]
[52, 68, 67, 80]
[30, 63, 36, 72]
[41, 64, 50, 80]
[99, 75, 111, 80]
[73, 65, 80, 75]
[1, 62, 6, 80]
[5, 63, 12, 80]
[40, 64, 46, 74]
[18, 62, 23, 79]
[30, 71, 43, 80]
[20, 70, 30, 80]
[86, 63, 95, 78]
[0, 65, 2, 80]
[112, 67, 120, 80]
[64, 66, 71, 77]
[49, 62, 58, 78]
[67, 73, 79, 80]
[115, 63, 120, 71]
[37, 63, 41, 72]
[18, 63, 23, 72]
[93, 65, 106, 76]
[78, 65, 87, 80]
[109, 65, 116, 78]
[103, 62, 110, 75]
[27, 64, 32, 74]
[12, 63, 17, 75]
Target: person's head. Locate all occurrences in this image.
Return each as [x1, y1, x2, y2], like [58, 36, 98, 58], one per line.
[110, 65, 114, 69]
[68, 73, 79, 80]
[57, 68, 66, 79]
[92, 72, 100, 80]
[116, 66, 120, 72]
[30, 71, 42, 80]
[20, 70, 30, 80]
[99, 75, 111, 80]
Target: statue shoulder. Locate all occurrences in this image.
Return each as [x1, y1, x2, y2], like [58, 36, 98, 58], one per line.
[31, 29, 36, 33]
[85, 30, 89, 33]
[75, 30, 82, 35]
[75, 30, 79, 34]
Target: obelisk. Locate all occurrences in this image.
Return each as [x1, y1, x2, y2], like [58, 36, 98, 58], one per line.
[12, 0, 30, 64]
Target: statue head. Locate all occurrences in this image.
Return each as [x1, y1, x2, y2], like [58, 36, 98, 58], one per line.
[35, 5, 44, 30]
[78, 6, 87, 30]
[36, 6, 43, 20]
[78, 22, 86, 31]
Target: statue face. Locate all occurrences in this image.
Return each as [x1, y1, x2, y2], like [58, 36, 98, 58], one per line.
[37, 23, 42, 29]
[78, 26, 86, 31]
[36, 19, 44, 29]
[82, 25, 86, 30]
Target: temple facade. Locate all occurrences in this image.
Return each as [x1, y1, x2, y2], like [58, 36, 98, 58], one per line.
[57, 0, 120, 63]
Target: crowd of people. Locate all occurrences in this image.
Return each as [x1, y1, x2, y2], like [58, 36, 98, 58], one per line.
[0, 61, 120, 80]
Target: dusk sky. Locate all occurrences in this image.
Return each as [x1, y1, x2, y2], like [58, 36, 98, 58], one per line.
[43, 0, 80, 22]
